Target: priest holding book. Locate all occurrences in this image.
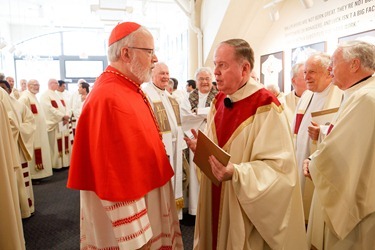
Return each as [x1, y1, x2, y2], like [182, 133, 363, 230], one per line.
[185, 39, 307, 250]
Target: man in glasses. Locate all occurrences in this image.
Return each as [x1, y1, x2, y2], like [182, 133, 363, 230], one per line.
[68, 22, 183, 250]
[304, 40, 375, 249]
[182, 67, 218, 218]
[19, 79, 53, 181]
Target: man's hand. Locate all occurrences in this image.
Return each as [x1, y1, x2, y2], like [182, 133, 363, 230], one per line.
[62, 115, 70, 125]
[308, 121, 320, 141]
[184, 129, 198, 153]
[303, 158, 312, 180]
[209, 155, 234, 182]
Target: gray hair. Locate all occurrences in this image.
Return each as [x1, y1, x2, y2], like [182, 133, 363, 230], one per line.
[152, 62, 168, 77]
[307, 52, 331, 70]
[27, 79, 38, 86]
[194, 67, 213, 80]
[266, 84, 280, 95]
[107, 26, 146, 63]
[291, 62, 304, 79]
[338, 40, 375, 71]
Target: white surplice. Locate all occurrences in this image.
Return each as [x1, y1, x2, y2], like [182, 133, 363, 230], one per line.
[40, 89, 71, 169]
[19, 90, 53, 179]
[142, 82, 187, 219]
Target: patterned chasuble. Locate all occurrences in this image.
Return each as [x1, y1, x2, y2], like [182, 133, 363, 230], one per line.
[168, 96, 182, 126]
[189, 88, 218, 110]
[153, 101, 172, 132]
[153, 98, 182, 132]
[145, 88, 185, 210]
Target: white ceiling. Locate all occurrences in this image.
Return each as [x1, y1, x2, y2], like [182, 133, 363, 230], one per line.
[0, 0, 178, 30]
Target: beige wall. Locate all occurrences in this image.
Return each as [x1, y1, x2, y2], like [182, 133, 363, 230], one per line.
[200, 0, 375, 93]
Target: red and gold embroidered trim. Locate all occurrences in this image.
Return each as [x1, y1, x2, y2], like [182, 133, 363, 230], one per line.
[112, 208, 148, 227]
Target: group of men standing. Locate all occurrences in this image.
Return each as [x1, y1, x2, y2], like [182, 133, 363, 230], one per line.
[0, 75, 89, 249]
[65, 21, 375, 250]
[276, 41, 375, 250]
[1, 21, 370, 250]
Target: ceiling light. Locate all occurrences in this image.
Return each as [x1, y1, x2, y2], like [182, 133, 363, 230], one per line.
[8, 45, 16, 53]
[300, 0, 314, 8]
[269, 9, 280, 21]
[263, 0, 283, 21]
[0, 42, 7, 50]
[0, 37, 7, 50]
[263, 0, 284, 9]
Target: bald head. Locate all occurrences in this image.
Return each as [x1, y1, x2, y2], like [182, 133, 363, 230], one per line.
[152, 63, 170, 90]
[48, 78, 59, 91]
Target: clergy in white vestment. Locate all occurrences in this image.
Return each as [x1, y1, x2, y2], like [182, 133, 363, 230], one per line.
[56, 80, 72, 111]
[69, 78, 86, 140]
[0, 87, 26, 250]
[0, 81, 36, 218]
[6, 76, 21, 99]
[292, 52, 343, 222]
[40, 78, 71, 169]
[265, 83, 285, 102]
[71, 81, 89, 126]
[18, 79, 53, 180]
[181, 66, 218, 216]
[283, 62, 307, 129]
[56, 80, 74, 146]
[18, 78, 27, 96]
[142, 62, 187, 219]
[185, 39, 307, 250]
[9, 91, 36, 218]
[304, 40, 375, 250]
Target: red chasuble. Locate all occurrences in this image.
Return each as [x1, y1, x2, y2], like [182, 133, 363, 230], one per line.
[67, 65, 173, 201]
[211, 88, 280, 249]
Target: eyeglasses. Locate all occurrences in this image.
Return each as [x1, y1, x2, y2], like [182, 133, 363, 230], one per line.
[198, 77, 211, 82]
[128, 46, 155, 57]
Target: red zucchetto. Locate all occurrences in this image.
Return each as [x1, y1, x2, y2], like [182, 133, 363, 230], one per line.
[108, 22, 141, 46]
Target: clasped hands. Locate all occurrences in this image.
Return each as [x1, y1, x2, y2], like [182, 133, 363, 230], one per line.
[184, 129, 234, 182]
[303, 158, 312, 180]
[62, 115, 70, 125]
